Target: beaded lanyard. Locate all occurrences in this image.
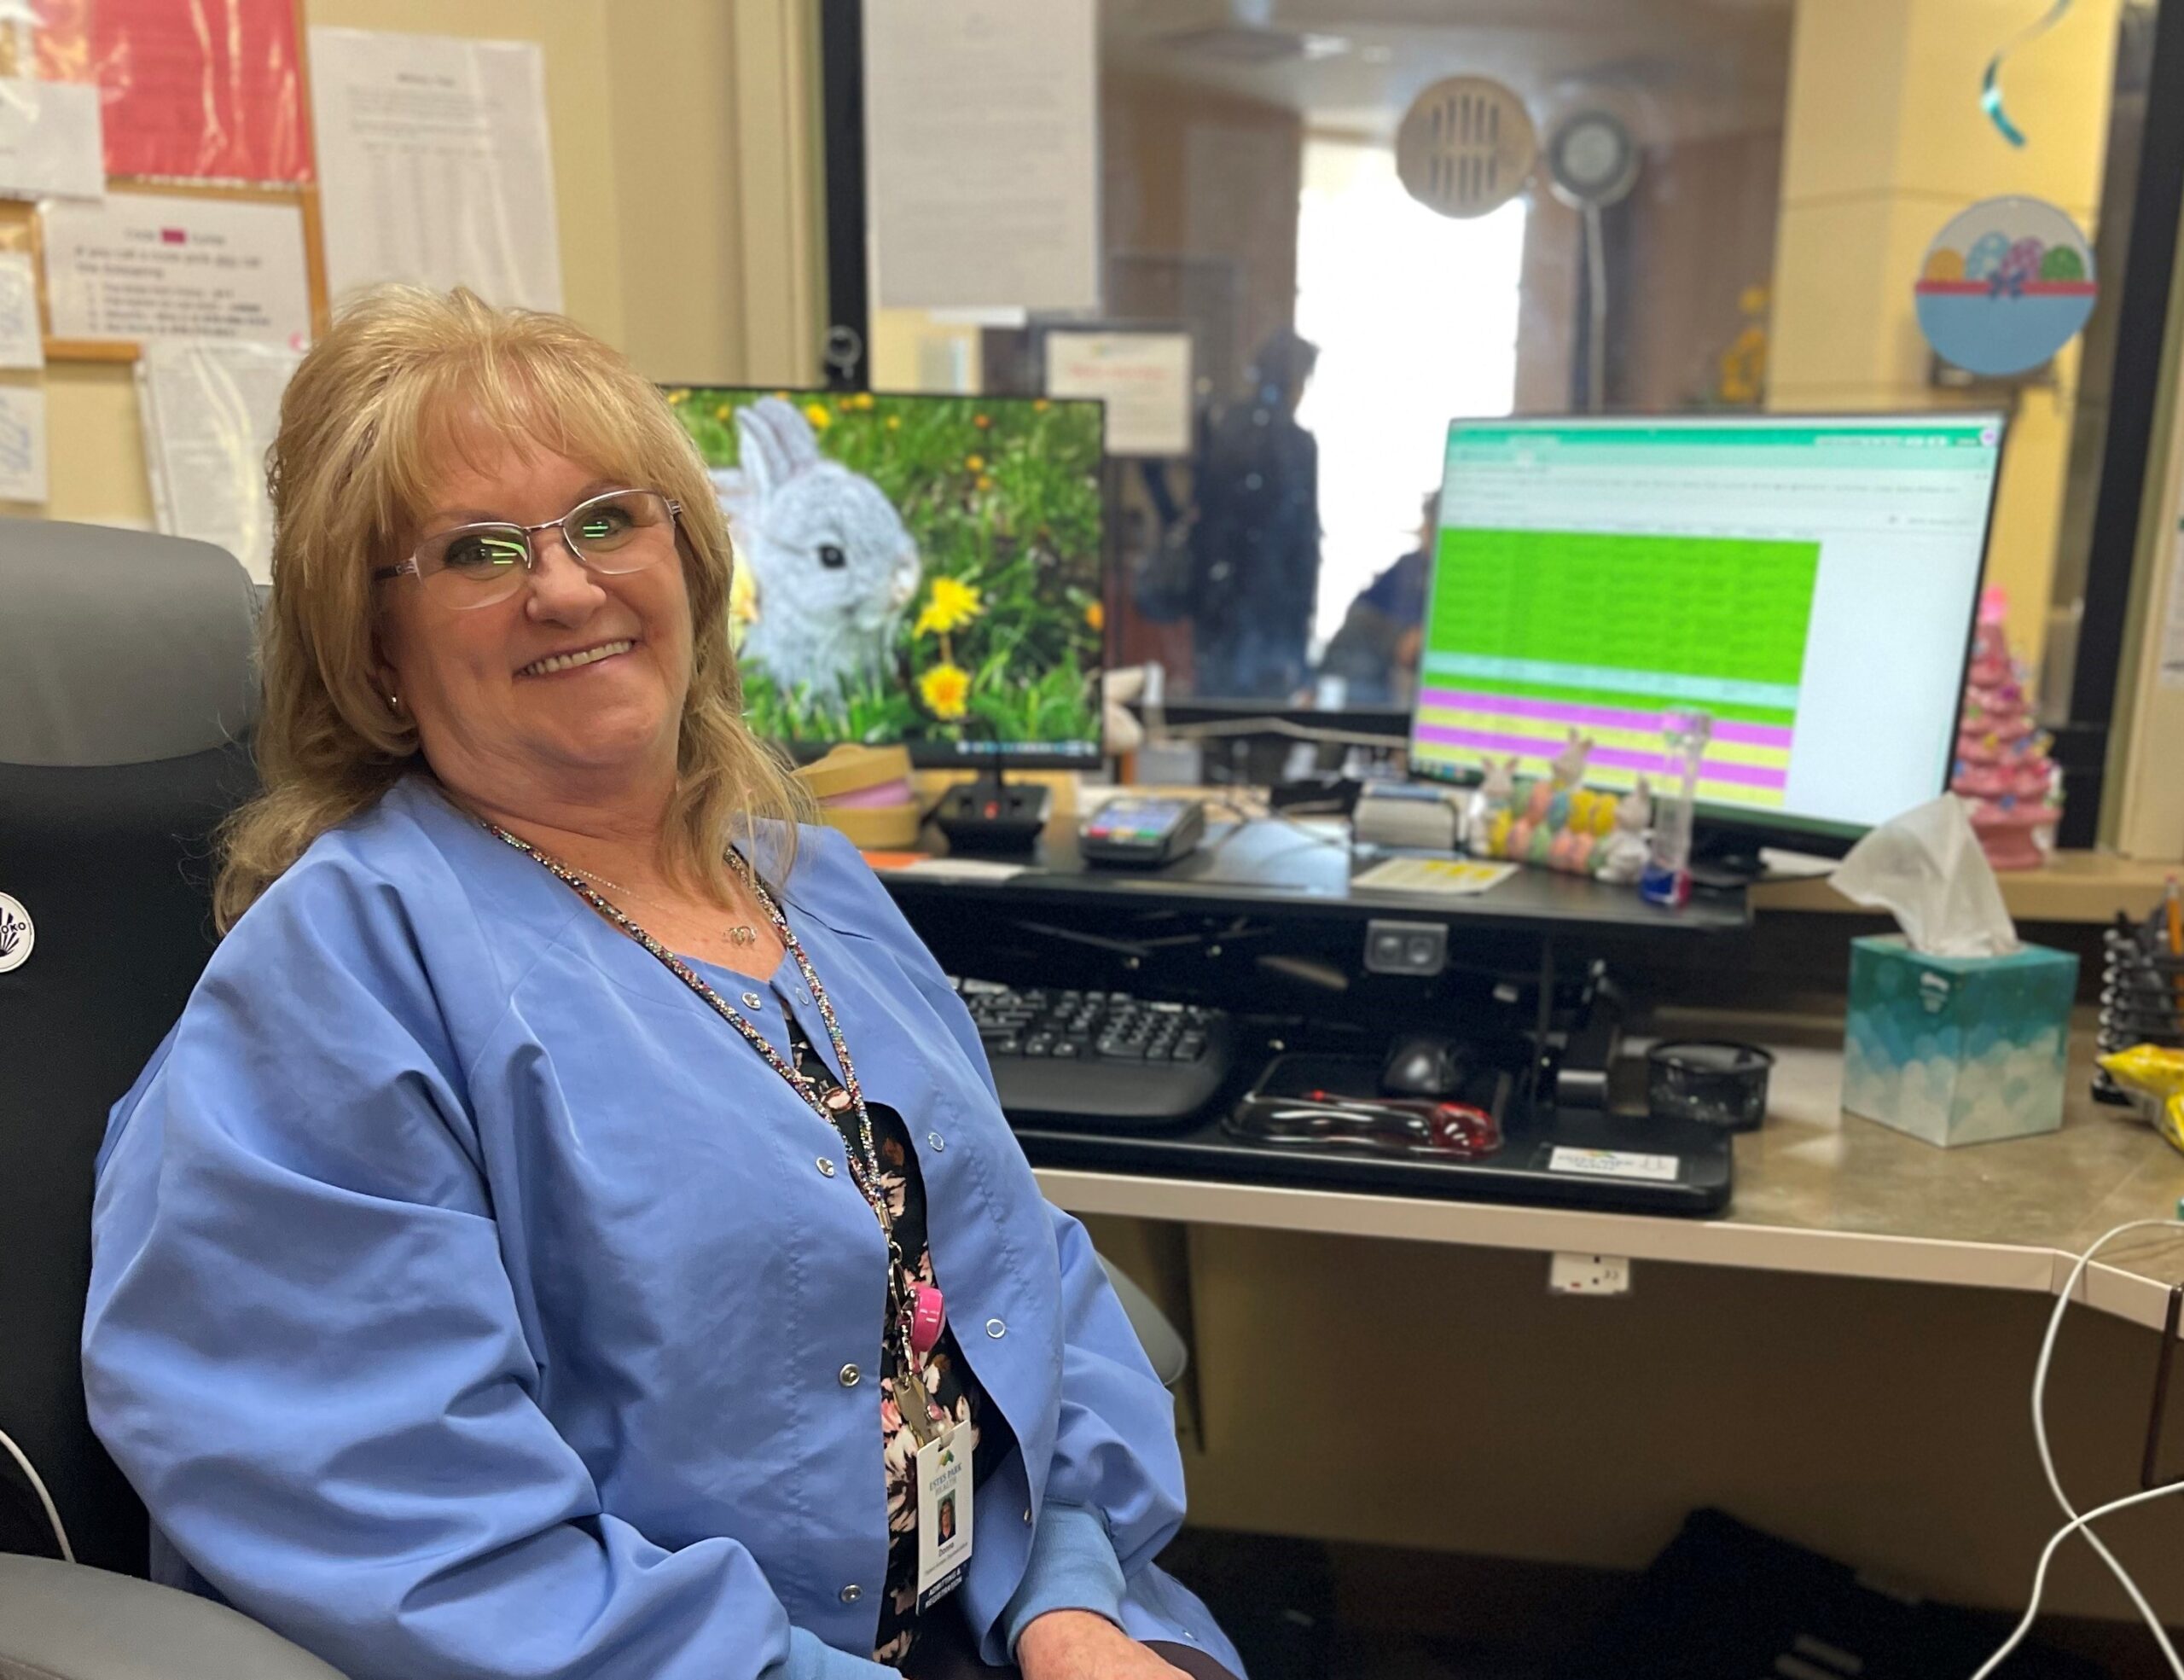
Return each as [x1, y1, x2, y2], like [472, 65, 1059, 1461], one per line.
[490, 824, 948, 1439]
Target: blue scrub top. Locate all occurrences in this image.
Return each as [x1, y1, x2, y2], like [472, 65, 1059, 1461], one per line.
[83, 776, 1241, 1680]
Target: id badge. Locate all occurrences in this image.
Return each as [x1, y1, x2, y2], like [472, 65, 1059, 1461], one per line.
[914, 1426, 973, 1611]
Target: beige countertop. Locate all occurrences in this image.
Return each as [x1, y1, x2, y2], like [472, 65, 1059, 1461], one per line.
[1754, 847, 2179, 926]
[1035, 1024, 2184, 1337]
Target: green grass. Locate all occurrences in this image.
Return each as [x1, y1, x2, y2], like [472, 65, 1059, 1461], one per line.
[670, 387, 1103, 749]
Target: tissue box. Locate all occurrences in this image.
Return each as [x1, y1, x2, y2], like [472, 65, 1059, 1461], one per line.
[1842, 935, 2078, 1148]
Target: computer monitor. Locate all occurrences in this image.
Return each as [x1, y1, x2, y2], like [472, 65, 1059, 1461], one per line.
[665, 385, 1107, 767]
[1409, 413, 2007, 849]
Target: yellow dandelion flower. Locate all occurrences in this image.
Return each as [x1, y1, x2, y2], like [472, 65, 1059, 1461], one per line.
[1033, 398, 1049, 411]
[918, 662, 971, 720]
[975, 475, 993, 492]
[729, 560, 759, 626]
[886, 416, 902, 430]
[1084, 600, 1105, 631]
[973, 414, 992, 429]
[666, 388, 688, 405]
[714, 404, 733, 421]
[966, 454, 985, 472]
[804, 402, 832, 431]
[914, 576, 984, 637]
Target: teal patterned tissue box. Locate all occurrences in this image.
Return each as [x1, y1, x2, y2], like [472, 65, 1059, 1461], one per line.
[1842, 935, 2077, 1148]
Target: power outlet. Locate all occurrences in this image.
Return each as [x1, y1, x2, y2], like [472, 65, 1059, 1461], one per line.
[1548, 1253, 1633, 1296]
[1363, 918, 1448, 977]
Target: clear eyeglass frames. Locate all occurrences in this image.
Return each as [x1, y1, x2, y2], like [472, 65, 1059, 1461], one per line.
[372, 488, 682, 610]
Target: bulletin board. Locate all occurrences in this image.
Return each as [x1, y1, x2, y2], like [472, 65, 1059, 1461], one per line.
[0, 0, 328, 363]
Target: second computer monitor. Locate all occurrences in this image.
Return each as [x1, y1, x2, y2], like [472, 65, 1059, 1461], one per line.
[665, 386, 1107, 766]
[1410, 414, 2007, 841]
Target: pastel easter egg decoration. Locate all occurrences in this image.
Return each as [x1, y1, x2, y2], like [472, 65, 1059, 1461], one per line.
[1998, 236, 2045, 291]
[1916, 197, 2096, 376]
[1964, 230, 2013, 281]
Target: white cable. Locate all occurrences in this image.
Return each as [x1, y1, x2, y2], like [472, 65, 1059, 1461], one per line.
[0, 1425, 75, 1564]
[1971, 1479, 2184, 1679]
[1996, 1217, 2184, 1678]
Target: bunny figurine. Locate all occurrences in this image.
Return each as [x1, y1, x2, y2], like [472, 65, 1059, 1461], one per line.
[1595, 776, 1653, 885]
[712, 398, 922, 705]
[1551, 730, 1594, 790]
[1463, 754, 1518, 851]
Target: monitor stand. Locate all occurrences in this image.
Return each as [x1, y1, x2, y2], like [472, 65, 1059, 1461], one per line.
[934, 756, 1051, 854]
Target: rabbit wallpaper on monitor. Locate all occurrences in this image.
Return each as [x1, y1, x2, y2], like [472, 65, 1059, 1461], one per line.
[671, 384, 1106, 753]
[712, 397, 923, 704]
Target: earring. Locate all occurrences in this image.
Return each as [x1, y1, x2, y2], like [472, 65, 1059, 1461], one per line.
[386, 693, 401, 711]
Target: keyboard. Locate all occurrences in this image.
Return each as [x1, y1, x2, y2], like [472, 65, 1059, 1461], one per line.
[952, 980, 1238, 1127]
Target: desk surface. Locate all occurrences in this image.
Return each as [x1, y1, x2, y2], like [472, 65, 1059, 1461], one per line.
[1035, 1022, 2184, 1337]
[898, 777, 2164, 926]
[880, 815, 1749, 934]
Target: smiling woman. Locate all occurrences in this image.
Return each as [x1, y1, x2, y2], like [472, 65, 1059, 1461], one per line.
[80, 284, 1242, 1680]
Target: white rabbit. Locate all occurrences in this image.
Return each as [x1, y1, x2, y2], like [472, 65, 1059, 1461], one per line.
[1596, 776, 1653, 885]
[711, 398, 921, 705]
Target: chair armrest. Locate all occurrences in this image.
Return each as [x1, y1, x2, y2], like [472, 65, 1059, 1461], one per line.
[1095, 1253, 1190, 1390]
[0, 1555, 346, 1680]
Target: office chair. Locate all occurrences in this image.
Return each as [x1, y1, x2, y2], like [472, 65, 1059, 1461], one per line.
[0, 523, 340, 1678]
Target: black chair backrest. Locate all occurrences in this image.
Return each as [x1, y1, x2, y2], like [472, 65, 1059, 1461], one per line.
[0, 523, 259, 1572]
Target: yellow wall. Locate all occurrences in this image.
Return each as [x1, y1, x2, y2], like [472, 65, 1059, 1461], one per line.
[1769, 0, 2121, 660]
[13, 0, 820, 527]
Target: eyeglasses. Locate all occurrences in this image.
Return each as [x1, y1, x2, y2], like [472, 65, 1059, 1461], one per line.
[373, 489, 682, 611]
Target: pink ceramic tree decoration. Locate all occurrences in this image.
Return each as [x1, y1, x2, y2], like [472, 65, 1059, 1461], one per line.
[1951, 588, 2061, 869]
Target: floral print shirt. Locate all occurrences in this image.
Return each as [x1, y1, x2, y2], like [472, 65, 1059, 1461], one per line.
[781, 1003, 1014, 1668]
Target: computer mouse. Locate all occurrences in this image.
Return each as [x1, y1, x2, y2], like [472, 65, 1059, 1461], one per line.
[1382, 1035, 1467, 1097]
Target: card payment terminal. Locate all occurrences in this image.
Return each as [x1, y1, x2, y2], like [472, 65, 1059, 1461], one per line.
[1079, 798, 1207, 868]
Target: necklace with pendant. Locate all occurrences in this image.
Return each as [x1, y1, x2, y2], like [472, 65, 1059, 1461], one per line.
[567, 864, 758, 946]
[497, 824, 951, 1445]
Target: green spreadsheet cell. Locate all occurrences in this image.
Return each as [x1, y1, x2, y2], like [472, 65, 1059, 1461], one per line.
[1428, 527, 1821, 689]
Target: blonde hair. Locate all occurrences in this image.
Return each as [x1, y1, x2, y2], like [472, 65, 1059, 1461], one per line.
[215, 284, 813, 931]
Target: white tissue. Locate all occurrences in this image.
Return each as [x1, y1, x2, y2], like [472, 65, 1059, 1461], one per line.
[1829, 795, 2019, 957]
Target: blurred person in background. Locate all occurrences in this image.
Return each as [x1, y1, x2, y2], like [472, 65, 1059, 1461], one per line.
[1185, 329, 1321, 701]
[1318, 490, 1438, 707]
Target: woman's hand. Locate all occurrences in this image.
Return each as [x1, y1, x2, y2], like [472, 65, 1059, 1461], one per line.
[1016, 1610, 1182, 1680]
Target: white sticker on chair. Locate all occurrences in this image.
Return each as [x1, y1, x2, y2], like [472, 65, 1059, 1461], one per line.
[0, 892, 33, 974]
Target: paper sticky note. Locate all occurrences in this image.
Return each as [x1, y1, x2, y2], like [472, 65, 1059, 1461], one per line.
[1351, 856, 1519, 897]
[0, 77, 103, 201]
[0, 251, 39, 369]
[0, 384, 49, 503]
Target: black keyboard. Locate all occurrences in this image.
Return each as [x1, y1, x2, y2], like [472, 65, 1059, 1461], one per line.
[952, 980, 1237, 1127]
